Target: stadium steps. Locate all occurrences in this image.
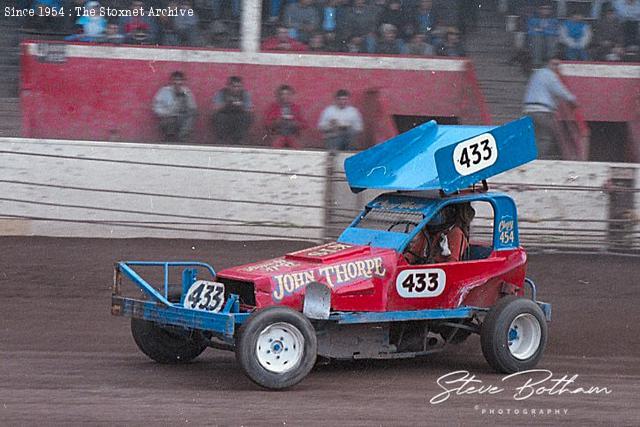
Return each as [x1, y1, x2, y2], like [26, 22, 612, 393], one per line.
[464, 9, 528, 124]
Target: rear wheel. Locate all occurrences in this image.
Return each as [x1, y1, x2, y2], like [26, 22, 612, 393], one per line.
[480, 296, 547, 373]
[235, 306, 317, 390]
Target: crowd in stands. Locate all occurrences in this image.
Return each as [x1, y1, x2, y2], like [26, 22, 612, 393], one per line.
[24, 0, 476, 56]
[152, 72, 364, 150]
[510, 0, 640, 71]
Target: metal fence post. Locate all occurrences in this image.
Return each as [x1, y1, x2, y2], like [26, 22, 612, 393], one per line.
[323, 149, 337, 241]
[606, 166, 636, 253]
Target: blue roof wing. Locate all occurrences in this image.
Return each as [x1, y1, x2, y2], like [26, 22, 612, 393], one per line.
[344, 117, 536, 194]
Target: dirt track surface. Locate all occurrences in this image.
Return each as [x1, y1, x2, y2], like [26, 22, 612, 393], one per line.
[1, 237, 639, 426]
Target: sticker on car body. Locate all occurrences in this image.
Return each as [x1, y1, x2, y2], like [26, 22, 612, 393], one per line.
[183, 280, 225, 312]
[453, 133, 498, 176]
[396, 268, 446, 298]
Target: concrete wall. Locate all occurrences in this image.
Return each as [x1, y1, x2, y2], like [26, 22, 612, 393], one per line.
[0, 137, 638, 249]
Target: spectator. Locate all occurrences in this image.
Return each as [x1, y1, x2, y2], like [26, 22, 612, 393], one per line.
[64, 1, 107, 42]
[212, 76, 253, 145]
[372, 23, 405, 54]
[527, 4, 560, 67]
[31, 0, 63, 30]
[283, 0, 320, 42]
[152, 71, 197, 142]
[613, 0, 640, 46]
[211, 0, 240, 21]
[346, 35, 366, 52]
[265, 85, 307, 149]
[592, 5, 625, 60]
[318, 89, 363, 151]
[262, 26, 309, 51]
[522, 58, 578, 159]
[413, 0, 438, 37]
[97, 22, 126, 44]
[559, 12, 592, 60]
[309, 32, 327, 51]
[403, 32, 434, 55]
[207, 20, 235, 48]
[119, 0, 158, 44]
[377, 0, 407, 38]
[321, 0, 342, 33]
[337, 0, 377, 48]
[174, 1, 200, 46]
[268, 0, 297, 23]
[156, 1, 179, 45]
[436, 26, 465, 57]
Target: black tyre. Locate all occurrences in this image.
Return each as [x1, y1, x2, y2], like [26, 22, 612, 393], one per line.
[130, 291, 207, 364]
[480, 296, 548, 373]
[235, 306, 317, 390]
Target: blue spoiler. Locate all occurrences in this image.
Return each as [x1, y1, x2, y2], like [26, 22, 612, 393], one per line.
[344, 116, 537, 195]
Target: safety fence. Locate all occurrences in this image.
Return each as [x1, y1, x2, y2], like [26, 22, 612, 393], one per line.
[0, 137, 638, 254]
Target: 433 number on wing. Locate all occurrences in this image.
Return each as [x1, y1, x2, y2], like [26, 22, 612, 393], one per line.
[183, 280, 225, 312]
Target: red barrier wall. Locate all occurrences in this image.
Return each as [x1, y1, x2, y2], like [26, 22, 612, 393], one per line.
[20, 41, 490, 147]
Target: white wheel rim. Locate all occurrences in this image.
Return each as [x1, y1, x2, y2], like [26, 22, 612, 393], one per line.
[507, 313, 542, 360]
[256, 322, 305, 374]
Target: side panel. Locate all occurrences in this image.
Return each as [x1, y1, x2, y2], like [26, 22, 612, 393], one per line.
[386, 248, 527, 311]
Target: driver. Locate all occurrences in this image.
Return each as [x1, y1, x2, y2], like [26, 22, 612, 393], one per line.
[404, 203, 475, 264]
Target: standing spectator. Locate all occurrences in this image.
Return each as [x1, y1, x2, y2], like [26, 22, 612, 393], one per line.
[436, 26, 465, 57]
[337, 0, 377, 49]
[173, 1, 200, 46]
[262, 26, 309, 51]
[212, 76, 254, 145]
[372, 23, 405, 54]
[318, 89, 363, 151]
[119, 0, 158, 44]
[265, 85, 307, 149]
[403, 32, 434, 55]
[522, 58, 578, 159]
[64, 1, 107, 41]
[559, 12, 592, 60]
[613, 0, 640, 46]
[592, 5, 625, 60]
[527, 4, 560, 67]
[97, 22, 126, 44]
[152, 71, 198, 142]
[283, 0, 320, 42]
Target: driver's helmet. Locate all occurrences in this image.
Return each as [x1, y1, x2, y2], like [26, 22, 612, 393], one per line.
[426, 205, 458, 232]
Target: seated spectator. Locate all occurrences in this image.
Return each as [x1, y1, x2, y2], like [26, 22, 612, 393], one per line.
[559, 12, 592, 60]
[265, 85, 307, 149]
[212, 76, 253, 145]
[413, 0, 438, 37]
[527, 4, 560, 67]
[283, 0, 320, 42]
[377, 0, 407, 38]
[152, 71, 197, 142]
[208, 20, 235, 48]
[436, 26, 465, 57]
[64, 1, 107, 42]
[336, 0, 377, 48]
[318, 89, 363, 151]
[309, 32, 327, 51]
[174, 1, 200, 46]
[372, 23, 405, 54]
[613, 0, 640, 46]
[119, 0, 158, 44]
[346, 35, 366, 53]
[262, 26, 309, 51]
[592, 5, 625, 60]
[97, 22, 126, 44]
[403, 33, 434, 55]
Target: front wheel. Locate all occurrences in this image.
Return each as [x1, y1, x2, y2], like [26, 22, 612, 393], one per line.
[480, 296, 548, 373]
[235, 306, 317, 390]
[130, 318, 208, 364]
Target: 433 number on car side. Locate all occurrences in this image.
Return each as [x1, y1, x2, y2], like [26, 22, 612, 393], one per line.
[396, 268, 446, 298]
[184, 280, 225, 312]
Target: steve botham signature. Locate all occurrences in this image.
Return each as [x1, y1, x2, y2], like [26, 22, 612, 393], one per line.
[430, 370, 612, 405]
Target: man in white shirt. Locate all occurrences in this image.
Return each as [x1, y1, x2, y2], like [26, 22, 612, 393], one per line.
[317, 89, 364, 151]
[152, 71, 198, 142]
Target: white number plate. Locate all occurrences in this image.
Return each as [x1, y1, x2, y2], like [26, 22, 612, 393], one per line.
[453, 133, 498, 176]
[396, 269, 446, 298]
[183, 280, 225, 312]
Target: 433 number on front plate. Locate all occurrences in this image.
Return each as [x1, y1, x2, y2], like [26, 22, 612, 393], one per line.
[184, 280, 225, 312]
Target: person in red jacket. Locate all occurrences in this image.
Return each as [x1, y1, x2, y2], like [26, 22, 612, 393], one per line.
[264, 85, 307, 149]
[261, 26, 309, 52]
